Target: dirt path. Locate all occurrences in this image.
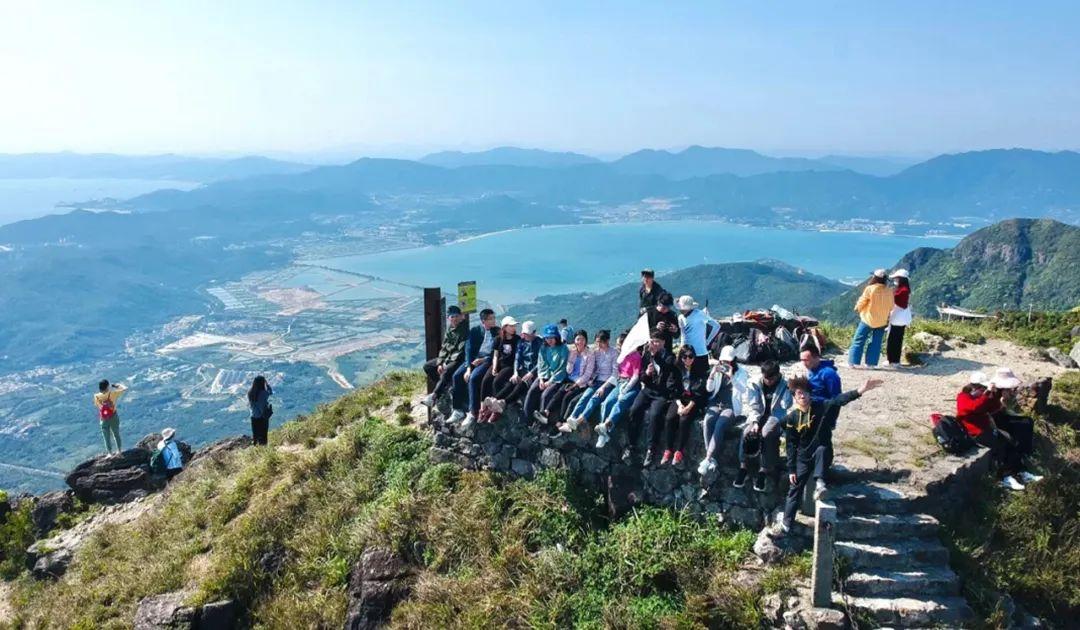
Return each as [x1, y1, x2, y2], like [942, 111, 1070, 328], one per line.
[825, 337, 1070, 488]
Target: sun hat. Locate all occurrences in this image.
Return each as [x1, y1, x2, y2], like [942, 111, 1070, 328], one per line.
[521, 320, 537, 335]
[889, 269, 910, 279]
[992, 367, 1023, 389]
[719, 345, 736, 362]
[161, 427, 176, 440]
[676, 295, 698, 310]
[501, 316, 518, 327]
[447, 305, 462, 316]
[542, 324, 560, 339]
[872, 268, 888, 279]
[968, 371, 991, 386]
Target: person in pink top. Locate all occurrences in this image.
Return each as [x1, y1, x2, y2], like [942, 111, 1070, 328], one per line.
[595, 331, 643, 448]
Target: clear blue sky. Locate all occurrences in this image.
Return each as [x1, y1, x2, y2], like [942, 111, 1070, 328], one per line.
[1, 1, 1078, 158]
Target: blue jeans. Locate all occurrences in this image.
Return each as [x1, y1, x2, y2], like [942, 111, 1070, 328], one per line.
[602, 381, 640, 429]
[848, 322, 886, 366]
[570, 381, 609, 421]
[452, 359, 491, 413]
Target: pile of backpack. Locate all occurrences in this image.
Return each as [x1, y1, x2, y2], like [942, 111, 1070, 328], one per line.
[708, 305, 826, 364]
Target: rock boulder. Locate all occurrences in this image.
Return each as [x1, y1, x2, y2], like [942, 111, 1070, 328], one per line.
[344, 547, 415, 630]
[30, 490, 75, 537]
[1044, 347, 1076, 368]
[133, 591, 196, 630]
[1071, 340, 1080, 367]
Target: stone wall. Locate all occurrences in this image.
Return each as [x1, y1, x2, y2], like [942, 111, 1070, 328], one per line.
[428, 407, 787, 530]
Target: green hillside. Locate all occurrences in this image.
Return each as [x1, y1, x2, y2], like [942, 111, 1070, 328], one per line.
[818, 218, 1080, 323]
[513, 261, 846, 335]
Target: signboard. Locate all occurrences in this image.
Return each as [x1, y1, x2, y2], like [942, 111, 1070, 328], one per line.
[457, 281, 477, 314]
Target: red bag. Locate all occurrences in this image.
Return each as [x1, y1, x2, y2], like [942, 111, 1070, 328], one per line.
[99, 396, 116, 421]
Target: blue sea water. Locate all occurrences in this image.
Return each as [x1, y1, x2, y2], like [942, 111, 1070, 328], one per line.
[309, 221, 959, 305]
[0, 177, 199, 225]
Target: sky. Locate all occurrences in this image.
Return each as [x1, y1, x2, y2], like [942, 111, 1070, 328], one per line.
[1, 1, 1078, 159]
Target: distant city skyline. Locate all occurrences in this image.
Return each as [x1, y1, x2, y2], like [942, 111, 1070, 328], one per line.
[2, 1, 1078, 157]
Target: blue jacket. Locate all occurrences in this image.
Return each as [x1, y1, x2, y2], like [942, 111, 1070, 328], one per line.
[515, 336, 543, 376]
[158, 439, 184, 470]
[808, 359, 842, 403]
[464, 324, 496, 364]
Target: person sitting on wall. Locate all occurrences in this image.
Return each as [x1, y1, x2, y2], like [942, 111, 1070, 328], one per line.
[421, 305, 468, 409]
[734, 360, 793, 492]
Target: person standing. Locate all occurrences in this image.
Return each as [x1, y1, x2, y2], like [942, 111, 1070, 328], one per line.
[421, 305, 468, 408]
[94, 379, 127, 455]
[247, 375, 274, 446]
[849, 269, 894, 368]
[885, 269, 912, 367]
[638, 268, 665, 315]
[449, 308, 498, 427]
[676, 295, 720, 377]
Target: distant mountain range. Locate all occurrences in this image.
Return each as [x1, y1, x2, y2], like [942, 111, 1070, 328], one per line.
[818, 218, 1080, 322]
[512, 261, 847, 336]
[0, 152, 313, 182]
[420, 146, 600, 169]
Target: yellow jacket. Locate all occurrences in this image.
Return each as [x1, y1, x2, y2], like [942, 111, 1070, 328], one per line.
[854, 283, 894, 328]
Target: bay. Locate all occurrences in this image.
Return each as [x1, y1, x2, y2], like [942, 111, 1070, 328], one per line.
[309, 221, 959, 305]
[0, 177, 199, 225]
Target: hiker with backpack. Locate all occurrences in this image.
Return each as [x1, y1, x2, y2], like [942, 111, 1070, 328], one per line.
[733, 360, 793, 492]
[676, 294, 721, 377]
[956, 370, 1042, 491]
[421, 305, 468, 408]
[595, 332, 643, 448]
[248, 375, 273, 446]
[627, 332, 678, 466]
[848, 269, 894, 368]
[885, 269, 912, 367]
[94, 380, 127, 455]
[638, 268, 665, 315]
[696, 345, 751, 476]
[151, 427, 184, 479]
[771, 376, 884, 536]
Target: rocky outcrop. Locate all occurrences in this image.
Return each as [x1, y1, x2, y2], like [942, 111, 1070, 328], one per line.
[29, 490, 75, 537]
[344, 547, 415, 630]
[429, 407, 787, 529]
[1071, 340, 1080, 367]
[131, 591, 235, 630]
[1043, 347, 1076, 368]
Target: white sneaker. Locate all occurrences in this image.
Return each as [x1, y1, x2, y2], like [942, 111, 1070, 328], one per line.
[556, 423, 573, 433]
[1000, 475, 1026, 491]
[697, 458, 712, 476]
[460, 413, 476, 429]
[814, 480, 827, 501]
[447, 410, 466, 424]
[769, 521, 791, 536]
[420, 393, 436, 408]
[1017, 471, 1044, 484]
[567, 416, 582, 431]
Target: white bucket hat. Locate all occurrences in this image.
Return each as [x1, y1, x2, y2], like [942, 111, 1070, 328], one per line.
[676, 295, 698, 310]
[889, 269, 909, 279]
[991, 367, 1023, 389]
[719, 345, 736, 362]
[872, 268, 888, 279]
[161, 427, 176, 440]
[968, 371, 991, 386]
[521, 320, 536, 335]
[500, 316, 518, 327]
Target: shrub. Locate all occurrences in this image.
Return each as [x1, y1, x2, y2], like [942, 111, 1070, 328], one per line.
[0, 500, 36, 579]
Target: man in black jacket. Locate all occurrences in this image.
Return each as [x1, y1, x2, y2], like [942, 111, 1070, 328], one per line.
[626, 332, 678, 466]
[772, 375, 882, 535]
[421, 305, 467, 408]
[646, 292, 680, 352]
[638, 268, 665, 315]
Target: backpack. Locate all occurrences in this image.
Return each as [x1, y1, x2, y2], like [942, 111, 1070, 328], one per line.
[774, 327, 799, 361]
[99, 396, 116, 421]
[930, 413, 975, 455]
[149, 445, 167, 474]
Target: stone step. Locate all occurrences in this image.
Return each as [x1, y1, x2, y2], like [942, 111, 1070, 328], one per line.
[843, 566, 960, 598]
[839, 593, 974, 628]
[836, 513, 941, 541]
[829, 462, 911, 485]
[836, 539, 950, 570]
[829, 482, 912, 515]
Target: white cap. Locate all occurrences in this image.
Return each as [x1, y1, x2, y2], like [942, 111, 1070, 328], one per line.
[676, 295, 698, 310]
[991, 367, 1022, 389]
[872, 268, 888, 279]
[500, 316, 518, 327]
[719, 345, 736, 362]
[968, 371, 991, 386]
[889, 269, 909, 279]
[521, 321, 536, 335]
[161, 427, 176, 440]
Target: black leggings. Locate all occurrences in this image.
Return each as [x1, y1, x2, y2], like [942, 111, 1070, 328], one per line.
[251, 416, 269, 445]
[481, 365, 514, 400]
[654, 403, 698, 453]
[976, 414, 1034, 476]
[423, 358, 461, 397]
[628, 390, 670, 452]
[783, 445, 828, 527]
[886, 325, 906, 364]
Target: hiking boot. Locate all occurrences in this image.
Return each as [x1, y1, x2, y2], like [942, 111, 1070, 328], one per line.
[447, 410, 466, 424]
[1018, 471, 1044, 484]
[660, 450, 672, 465]
[420, 393, 436, 408]
[813, 479, 827, 501]
[733, 468, 748, 488]
[672, 451, 684, 466]
[1001, 475, 1026, 491]
[753, 472, 769, 493]
[643, 449, 655, 467]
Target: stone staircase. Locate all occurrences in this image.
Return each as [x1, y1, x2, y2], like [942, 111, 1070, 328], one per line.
[827, 480, 975, 628]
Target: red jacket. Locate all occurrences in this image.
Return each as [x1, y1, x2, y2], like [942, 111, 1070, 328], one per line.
[956, 390, 1001, 437]
[894, 285, 911, 309]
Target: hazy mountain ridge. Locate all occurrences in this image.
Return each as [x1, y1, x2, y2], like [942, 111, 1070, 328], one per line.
[0, 152, 313, 182]
[420, 146, 601, 169]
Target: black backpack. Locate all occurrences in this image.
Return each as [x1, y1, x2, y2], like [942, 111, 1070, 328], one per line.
[931, 414, 975, 455]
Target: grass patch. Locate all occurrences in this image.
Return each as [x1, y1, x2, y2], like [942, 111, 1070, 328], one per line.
[7, 371, 763, 629]
[0, 500, 36, 579]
